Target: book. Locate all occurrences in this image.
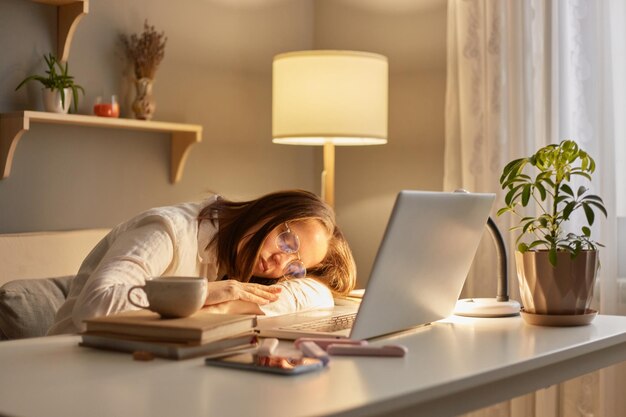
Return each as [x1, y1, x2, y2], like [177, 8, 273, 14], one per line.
[82, 309, 257, 344]
[79, 331, 258, 360]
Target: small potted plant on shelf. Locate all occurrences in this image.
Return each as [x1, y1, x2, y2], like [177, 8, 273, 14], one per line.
[497, 139, 607, 326]
[15, 53, 84, 114]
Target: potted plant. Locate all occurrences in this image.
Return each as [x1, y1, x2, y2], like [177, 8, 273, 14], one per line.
[497, 140, 607, 325]
[15, 53, 84, 114]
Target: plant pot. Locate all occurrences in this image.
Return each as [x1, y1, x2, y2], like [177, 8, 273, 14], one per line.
[515, 250, 598, 323]
[42, 88, 72, 113]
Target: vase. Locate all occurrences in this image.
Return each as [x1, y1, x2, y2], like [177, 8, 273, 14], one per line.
[42, 88, 72, 113]
[132, 78, 156, 120]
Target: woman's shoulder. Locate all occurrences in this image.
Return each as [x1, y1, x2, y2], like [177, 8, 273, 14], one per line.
[149, 195, 218, 220]
[120, 195, 219, 233]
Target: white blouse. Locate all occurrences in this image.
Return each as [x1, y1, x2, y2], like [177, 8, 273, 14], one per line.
[48, 196, 333, 335]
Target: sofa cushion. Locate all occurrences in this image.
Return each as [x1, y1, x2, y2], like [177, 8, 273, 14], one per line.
[0, 276, 73, 340]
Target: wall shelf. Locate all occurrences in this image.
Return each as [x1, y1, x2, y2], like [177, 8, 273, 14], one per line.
[0, 111, 203, 184]
[32, 0, 89, 62]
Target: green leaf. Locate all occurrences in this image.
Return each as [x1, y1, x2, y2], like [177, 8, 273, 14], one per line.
[521, 184, 531, 206]
[527, 240, 545, 250]
[549, 247, 557, 266]
[583, 203, 595, 225]
[505, 184, 524, 205]
[577, 186, 587, 197]
[572, 172, 592, 181]
[589, 157, 596, 172]
[562, 202, 576, 220]
[555, 195, 569, 204]
[496, 207, 512, 217]
[505, 190, 522, 206]
[583, 195, 604, 203]
[499, 158, 526, 184]
[586, 200, 608, 217]
[561, 183, 574, 196]
[518, 242, 529, 252]
[582, 226, 591, 237]
[581, 156, 589, 171]
[535, 182, 547, 200]
[522, 219, 535, 233]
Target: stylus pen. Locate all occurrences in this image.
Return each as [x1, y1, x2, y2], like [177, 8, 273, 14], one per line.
[298, 341, 330, 365]
[326, 344, 408, 357]
[294, 337, 368, 351]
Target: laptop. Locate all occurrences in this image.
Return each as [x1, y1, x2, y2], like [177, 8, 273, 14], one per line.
[255, 190, 495, 340]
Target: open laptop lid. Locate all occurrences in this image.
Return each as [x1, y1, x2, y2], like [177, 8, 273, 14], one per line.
[349, 190, 495, 340]
[255, 190, 495, 340]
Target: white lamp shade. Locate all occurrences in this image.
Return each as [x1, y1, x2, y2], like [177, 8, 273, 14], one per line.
[272, 50, 388, 146]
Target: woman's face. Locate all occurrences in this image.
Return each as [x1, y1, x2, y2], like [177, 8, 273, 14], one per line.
[250, 220, 330, 279]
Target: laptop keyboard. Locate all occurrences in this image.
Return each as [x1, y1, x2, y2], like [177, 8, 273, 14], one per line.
[283, 313, 356, 333]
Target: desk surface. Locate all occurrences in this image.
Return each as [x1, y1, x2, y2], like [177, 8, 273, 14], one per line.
[1, 315, 626, 417]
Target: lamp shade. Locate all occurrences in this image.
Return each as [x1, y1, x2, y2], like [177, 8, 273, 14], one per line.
[272, 50, 388, 146]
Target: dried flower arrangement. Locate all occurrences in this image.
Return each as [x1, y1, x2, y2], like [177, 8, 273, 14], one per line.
[121, 20, 167, 80]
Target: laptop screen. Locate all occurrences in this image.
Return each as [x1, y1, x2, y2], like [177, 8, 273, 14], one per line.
[349, 190, 495, 340]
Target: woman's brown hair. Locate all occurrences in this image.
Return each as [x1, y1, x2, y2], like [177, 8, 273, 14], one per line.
[198, 190, 356, 295]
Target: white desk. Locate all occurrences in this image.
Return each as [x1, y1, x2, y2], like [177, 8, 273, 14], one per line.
[1, 315, 626, 417]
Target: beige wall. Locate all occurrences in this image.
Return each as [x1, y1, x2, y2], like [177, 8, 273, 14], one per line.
[0, 0, 447, 286]
[314, 0, 447, 283]
[0, 0, 317, 230]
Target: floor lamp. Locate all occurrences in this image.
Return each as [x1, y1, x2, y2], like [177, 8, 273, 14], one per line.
[272, 50, 388, 207]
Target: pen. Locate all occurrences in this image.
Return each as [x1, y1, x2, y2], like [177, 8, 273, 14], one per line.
[326, 344, 408, 357]
[294, 337, 368, 351]
[298, 341, 330, 365]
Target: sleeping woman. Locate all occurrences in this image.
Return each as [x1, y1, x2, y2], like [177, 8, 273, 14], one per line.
[48, 189, 356, 334]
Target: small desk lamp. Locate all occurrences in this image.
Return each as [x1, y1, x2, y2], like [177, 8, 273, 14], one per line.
[272, 50, 388, 207]
[453, 190, 521, 317]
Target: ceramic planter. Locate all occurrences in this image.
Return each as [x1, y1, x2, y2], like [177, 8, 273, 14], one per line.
[42, 88, 72, 113]
[515, 250, 598, 316]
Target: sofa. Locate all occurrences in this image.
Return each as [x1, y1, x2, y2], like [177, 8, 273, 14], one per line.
[0, 229, 109, 340]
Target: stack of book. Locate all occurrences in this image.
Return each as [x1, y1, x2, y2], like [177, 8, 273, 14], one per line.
[80, 309, 258, 360]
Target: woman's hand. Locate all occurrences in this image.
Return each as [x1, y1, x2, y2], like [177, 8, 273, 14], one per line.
[204, 280, 281, 306]
[202, 300, 264, 315]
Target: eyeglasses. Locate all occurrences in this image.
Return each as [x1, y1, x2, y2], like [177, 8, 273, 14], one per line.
[276, 223, 306, 278]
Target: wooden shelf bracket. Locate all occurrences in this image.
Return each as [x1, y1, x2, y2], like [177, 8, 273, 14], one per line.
[57, 1, 89, 62]
[171, 131, 200, 184]
[32, 0, 89, 62]
[0, 114, 29, 180]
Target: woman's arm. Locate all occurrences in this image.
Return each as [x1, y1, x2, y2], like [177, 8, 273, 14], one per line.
[202, 299, 264, 315]
[202, 279, 333, 316]
[258, 278, 334, 316]
[203, 280, 281, 307]
[71, 224, 174, 330]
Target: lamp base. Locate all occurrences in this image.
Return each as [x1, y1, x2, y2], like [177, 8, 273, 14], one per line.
[454, 298, 521, 318]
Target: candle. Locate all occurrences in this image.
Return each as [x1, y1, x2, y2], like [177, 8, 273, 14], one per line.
[94, 103, 120, 118]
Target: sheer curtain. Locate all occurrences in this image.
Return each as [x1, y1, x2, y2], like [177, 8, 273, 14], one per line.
[445, 1, 625, 416]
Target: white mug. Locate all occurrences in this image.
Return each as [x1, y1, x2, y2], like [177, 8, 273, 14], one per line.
[127, 276, 208, 318]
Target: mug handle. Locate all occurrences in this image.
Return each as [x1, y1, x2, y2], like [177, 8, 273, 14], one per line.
[127, 285, 150, 309]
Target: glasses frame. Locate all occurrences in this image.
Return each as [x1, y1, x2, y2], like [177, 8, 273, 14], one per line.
[276, 223, 307, 278]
